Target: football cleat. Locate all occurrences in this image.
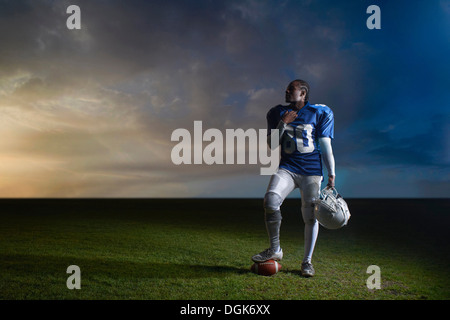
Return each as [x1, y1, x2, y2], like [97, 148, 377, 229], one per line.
[251, 248, 283, 263]
[313, 187, 351, 230]
[301, 261, 315, 277]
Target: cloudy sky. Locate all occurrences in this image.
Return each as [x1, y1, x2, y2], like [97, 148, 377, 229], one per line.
[0, 0, 448, 198]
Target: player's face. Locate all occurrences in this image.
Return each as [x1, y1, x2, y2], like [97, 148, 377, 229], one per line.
[285, 83, 304, 103]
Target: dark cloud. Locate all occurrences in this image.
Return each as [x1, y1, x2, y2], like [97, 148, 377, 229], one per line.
[0, 0, 448, 197]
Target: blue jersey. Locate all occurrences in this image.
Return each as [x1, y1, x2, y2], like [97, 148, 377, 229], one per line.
[266, 101, 334, 176]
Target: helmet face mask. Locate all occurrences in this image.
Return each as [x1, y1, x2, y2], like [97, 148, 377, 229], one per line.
[313, 187, 351, 230]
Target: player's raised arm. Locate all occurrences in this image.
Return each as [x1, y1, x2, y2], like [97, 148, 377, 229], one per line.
[281, 110, 298, 124]
[266, 108, 298, 149]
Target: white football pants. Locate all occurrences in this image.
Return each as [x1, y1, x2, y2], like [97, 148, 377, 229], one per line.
[264, 168, 322, 263]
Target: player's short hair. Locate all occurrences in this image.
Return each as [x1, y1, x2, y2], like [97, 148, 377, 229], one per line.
[292, 79, 310, 101]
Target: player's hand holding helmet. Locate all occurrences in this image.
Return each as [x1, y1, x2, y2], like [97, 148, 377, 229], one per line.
[313, 187, 351, 230]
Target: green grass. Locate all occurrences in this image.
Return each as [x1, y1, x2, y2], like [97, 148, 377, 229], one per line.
[0, 198, 449, 300]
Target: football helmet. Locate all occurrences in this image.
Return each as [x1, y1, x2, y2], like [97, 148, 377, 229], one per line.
[313, 187, 351, 229]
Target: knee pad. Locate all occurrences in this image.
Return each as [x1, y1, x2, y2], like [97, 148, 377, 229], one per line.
[301, 201, 316, 225]
[264, 192, 282, 222]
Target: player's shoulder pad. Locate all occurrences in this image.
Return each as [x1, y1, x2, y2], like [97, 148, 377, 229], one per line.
[267, 104, 285, 118]
[309, 103, 333, 115]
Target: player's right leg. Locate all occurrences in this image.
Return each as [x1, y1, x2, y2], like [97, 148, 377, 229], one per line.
[252, 169, 295, 263]
[298, 175, 322, 277]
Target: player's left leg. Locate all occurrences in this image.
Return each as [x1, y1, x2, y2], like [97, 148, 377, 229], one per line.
[298, 175, 322, 277]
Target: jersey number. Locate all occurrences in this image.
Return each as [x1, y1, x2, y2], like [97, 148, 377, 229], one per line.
[283, 124, 314, 154]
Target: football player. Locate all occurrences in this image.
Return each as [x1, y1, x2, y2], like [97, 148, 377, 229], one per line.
[252, 79, 335, 277]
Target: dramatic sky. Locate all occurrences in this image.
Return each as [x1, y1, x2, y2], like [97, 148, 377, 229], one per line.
[0, 0, 448, 198]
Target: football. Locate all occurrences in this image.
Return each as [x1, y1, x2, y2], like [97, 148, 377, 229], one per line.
[251, 260, 282, 276]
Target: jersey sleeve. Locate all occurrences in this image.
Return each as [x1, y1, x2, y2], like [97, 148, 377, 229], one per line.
[316, 108, 334, 139]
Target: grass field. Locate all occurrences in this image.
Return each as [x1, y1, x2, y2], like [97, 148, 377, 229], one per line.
[0, 198, 449, 300]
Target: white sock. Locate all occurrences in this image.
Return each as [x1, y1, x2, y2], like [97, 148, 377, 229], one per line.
[303, 220, 319, 263]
